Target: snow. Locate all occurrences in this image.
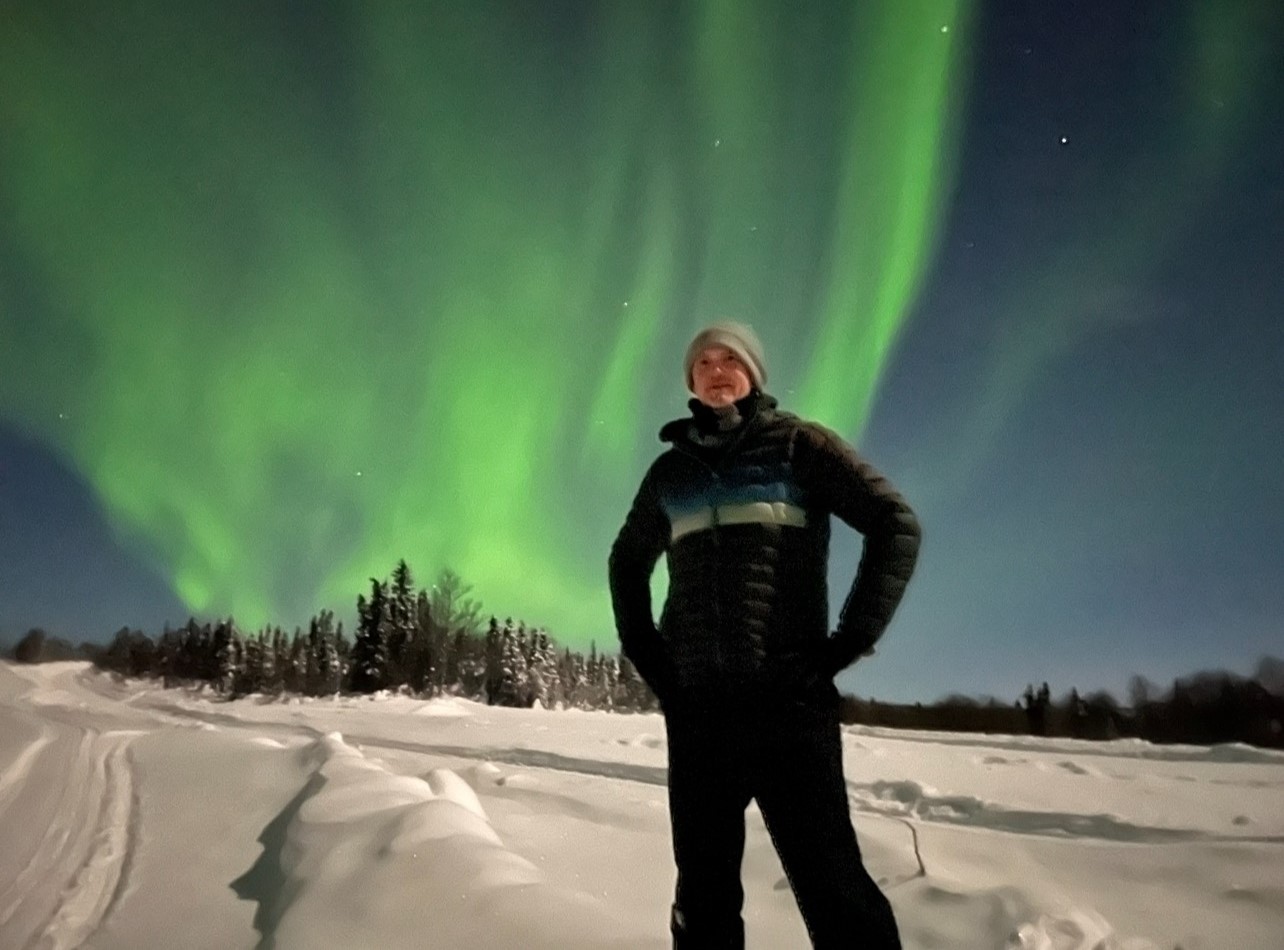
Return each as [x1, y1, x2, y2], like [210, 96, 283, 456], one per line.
[2, 661, 1282, 949]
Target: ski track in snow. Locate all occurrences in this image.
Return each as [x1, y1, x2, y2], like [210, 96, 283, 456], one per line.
[0, 720, 138, 950]
[0, 727, 54, 815]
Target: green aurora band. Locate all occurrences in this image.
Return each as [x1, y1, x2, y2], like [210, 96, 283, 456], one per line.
[0, 1, 969, 639]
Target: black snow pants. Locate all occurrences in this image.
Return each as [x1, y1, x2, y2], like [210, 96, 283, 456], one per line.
[664, 695, 901, 950]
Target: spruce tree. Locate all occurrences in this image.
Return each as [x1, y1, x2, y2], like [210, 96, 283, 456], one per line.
[585, 641, 603, 708]
[483, 616, 503, 704]
[618, 655, 656, 711]
[179, 618, 202, 681]
[289, 628, 308, 693]
[564, 649, 589, 709]
[495, 619, 530, 707]
[213, 619, 243, 694]
[319, 631, 341, 694]
[198, 622, 216, 683]
[258, 630, 278, 693]
[334, 621, 350, 684]
[429, 568, 484, 639]
[602, 654, 620, 711]
[307, 609, 341, 695]
[268, 627, 287, 692]
[415, 588, 450, 695]
[454, 628, 483, 697]
[388, 560, 418, 689]
[527, 629, 561, 709]
[238, 634, 263, 696]
[156, 629, 181, 688]
[349, 580, 391, 693]
[516, 622, 532, 705]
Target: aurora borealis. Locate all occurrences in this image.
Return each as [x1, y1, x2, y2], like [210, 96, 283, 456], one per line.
[3, 1, 1282, 701]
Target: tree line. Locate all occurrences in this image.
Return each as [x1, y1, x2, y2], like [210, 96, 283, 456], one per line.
[839, 660, 1284, 750]
[5, 561, 659, 713]
[4, 562, 1281, 746]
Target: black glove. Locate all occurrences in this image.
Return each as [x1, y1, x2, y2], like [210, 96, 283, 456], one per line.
[818, 633, 877, 678]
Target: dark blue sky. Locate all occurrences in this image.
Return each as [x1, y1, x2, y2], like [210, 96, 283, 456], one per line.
[847, 0, 1284, 700]
[2, 1, 1281, 703]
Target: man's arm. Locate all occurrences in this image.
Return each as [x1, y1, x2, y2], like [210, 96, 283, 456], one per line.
[792, 423, 922, 676]
[608, 468, 672, 698]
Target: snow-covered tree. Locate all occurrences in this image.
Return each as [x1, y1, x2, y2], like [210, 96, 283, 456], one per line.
[257, 629, 279, 693]
[334, 621, 350, 684]
[294, 629, 309, 688]
[618, 655, 657, 711]
[237, 634, 264, 696]
[267, 627, 287, 692]
[308, 610, 342, 695]
[493, 619, 530, 707]
[527, 628, 561, 709]
[454, 629, 485, 698]
[599, 653, 620, 711]
[213, 619, 243, 694]
[561, 649, 589, 709]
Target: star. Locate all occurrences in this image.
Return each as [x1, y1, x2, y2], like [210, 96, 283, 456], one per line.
[1059, 136, 1069, 145]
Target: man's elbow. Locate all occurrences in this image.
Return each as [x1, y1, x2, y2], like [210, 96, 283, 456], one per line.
[608, 536, 656, 602]
[887, 499, 922, 567]
[607, 537, 633, 587]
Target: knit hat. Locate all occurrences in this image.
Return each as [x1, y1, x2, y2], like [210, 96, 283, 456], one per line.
[683, 320, 767, 393]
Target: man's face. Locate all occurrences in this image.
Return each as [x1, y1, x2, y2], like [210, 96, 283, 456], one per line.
[691, 345, 753, 408]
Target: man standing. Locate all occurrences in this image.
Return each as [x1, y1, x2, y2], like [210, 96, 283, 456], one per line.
[609, 321, 920, 949]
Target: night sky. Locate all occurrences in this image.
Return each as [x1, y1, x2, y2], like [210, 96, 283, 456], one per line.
[2, 1, 1281, 703]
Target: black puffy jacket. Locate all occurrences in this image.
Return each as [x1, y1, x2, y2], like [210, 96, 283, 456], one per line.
[608, 391, 921, 709]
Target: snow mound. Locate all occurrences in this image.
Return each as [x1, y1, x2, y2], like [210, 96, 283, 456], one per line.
[1010, 908, 1159, 950]
[413, 697, 474, 718]
[247, 737, 289, 749]
[245, 732, 658, 949]
[907, 884, 1159, 950]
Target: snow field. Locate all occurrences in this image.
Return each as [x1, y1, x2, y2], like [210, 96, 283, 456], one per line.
[2, 661, 1282, 949]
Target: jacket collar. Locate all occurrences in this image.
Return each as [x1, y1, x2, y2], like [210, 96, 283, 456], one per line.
[658, 389, 778, 447]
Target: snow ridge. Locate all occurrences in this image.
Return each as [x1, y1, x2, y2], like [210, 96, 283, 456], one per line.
[848, 778, 1284, 844]
[242, 732, 663, 950]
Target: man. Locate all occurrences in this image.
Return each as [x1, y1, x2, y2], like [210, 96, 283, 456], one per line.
[608, 320, 920, 949]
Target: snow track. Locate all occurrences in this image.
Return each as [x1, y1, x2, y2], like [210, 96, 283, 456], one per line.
[845, 777, 1284, 844]
[0, 670, 139, 950]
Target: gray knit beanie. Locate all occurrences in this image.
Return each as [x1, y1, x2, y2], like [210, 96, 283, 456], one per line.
[683, 320, 767, 392]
